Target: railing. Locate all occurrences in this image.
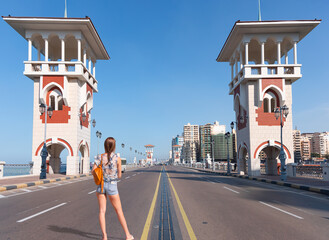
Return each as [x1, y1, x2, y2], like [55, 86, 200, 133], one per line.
[3, 164, 31, 177]
[296, 165, 323, 179]
[24, 61, 98, 91]
[229, 64, 302, 93]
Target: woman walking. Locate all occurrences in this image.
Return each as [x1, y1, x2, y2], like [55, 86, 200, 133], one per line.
[92, 137, 134, 240]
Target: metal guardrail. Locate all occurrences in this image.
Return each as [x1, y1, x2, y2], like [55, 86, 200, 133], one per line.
[296, 165, 323, 179]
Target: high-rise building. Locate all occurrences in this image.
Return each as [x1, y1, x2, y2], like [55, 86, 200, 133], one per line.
[300, 136, 311, 161]
[313, 132, 328, 157]
[293, 129, 302, 163]
[200, 123, 212, 160]
[182, 123, 200, 162]
[211, 122, 233, 161]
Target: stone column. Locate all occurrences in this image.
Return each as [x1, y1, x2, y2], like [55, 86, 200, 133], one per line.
[240, 50, 243, 70]
[285, 52, 288, 64]
[44, 38, 49, 62]
[287, 163, 297, 177]
[323, 165, 329, 181]
[77, 39, 81, 62]
[31, 156, 41, 176]
[293, 41, 298, 64]
[249, 158, 261, 176]
[88, 57, 92, 72]
[261, 42, 265, 64]
[66, 156, 80, 175]
[61, 38, 65, 61]
[83, 49, 87, 67]
[93, 61, 96, 78]
[277, 41, 281, 64]
[244, 42, 249, 65]
[0, 161, 5, 178]
[28, 39, 32, 61]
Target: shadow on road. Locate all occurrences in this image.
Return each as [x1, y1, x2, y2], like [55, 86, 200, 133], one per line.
[47, 225, 110, 239]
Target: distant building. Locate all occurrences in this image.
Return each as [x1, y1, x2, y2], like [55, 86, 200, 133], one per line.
[312, 132, 329, 157]
[182, 123, 200, 162]
[199, 123, 212, 161]
[172, 135, 183, 162]
[293, 129, 302, 163]
[211, 122, 233, 161]
[300, 136, 311, 161]
[172, 145, 182, 164]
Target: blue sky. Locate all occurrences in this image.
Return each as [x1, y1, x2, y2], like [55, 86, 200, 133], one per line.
[0, 0, 328, 164]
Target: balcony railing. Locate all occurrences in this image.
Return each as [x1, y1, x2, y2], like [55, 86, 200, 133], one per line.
[24, 61, 98, 91]
[229, 64, 302, 94]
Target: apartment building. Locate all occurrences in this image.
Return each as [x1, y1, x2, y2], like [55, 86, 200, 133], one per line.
[182, 123, 200, 162]
[199, 123, 212, 160]
[300, 136, 311, 161]
[293, 129, 302, 163]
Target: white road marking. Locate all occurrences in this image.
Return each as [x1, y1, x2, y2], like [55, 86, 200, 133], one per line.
[0, 194, 5, 198]
[17, 202, 67, 223]
[88, 190, 96, 195]
[125, 176, 130, 179]
[38, 186, 48, 189]
[133, 174, 136, 176]
[21, 189, 32, 192]
[223, 186, 240, 194]
[259, 201, 303, 219]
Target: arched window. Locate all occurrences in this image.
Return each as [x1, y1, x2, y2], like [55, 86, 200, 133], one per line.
[48, 88, 64, 111]
[50, 96, 55, 110]
[263, 98, 269, 113]
[263, 91, 277, 113]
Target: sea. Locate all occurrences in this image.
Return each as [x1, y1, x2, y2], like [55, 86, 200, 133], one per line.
[3, 164, 67, 177]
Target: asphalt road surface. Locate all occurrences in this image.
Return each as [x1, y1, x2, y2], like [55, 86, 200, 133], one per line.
[1, 165, 329, 240]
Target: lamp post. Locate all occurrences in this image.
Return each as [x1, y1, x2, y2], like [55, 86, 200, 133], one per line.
[274, 104, 289, 181]
[230, 121, 236, 171]
[39, 103, 53, 179]
[96, 131, 102, 156]
[225, 131, 231, 174]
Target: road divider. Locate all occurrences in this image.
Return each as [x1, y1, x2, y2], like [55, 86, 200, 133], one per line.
[166, 168, 197, 240]
[141, 167, 162, 240]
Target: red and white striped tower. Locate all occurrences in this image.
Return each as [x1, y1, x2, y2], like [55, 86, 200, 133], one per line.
[3, 16, 110, 175]
[145, 144, 155, 165]
[217, 20, 320, 176]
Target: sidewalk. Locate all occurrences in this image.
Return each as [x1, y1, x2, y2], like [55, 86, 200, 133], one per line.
[0, 173, 91, 192]
[187, 167, 329, 196]
[0, 165, 141, 192]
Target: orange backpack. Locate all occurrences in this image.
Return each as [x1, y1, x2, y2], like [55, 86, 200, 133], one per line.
[93, 159, 104, 193]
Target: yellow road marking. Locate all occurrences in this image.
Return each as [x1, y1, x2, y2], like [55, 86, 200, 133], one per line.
[140, 167, 162, 240]
[166, 169, 197, 240]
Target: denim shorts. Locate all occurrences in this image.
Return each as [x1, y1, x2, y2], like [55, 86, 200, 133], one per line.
[96, 181, 118, 196]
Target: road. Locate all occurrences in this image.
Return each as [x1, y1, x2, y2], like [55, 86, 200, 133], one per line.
[0, 165, 329, 240]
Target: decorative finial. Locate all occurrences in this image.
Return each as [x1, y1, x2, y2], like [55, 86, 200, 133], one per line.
[64, 0, 67, 18]
[258, 0, 262, 21]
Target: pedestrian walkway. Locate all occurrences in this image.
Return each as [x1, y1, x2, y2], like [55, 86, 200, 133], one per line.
[188, 167, 329, 195]
[0, 173, 90, 192]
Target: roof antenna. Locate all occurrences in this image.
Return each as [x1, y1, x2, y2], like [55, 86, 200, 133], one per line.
[258, 0, 262, 21]
[64, 0, 67, 18]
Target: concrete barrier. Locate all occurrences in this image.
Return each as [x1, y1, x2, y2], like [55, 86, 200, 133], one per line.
[0, 161, 5, 178]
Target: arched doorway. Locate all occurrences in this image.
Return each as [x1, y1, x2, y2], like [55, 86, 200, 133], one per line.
[79, 145, 85, 174]
[238, 146, 248, 175]
[259, 147, 280, 175]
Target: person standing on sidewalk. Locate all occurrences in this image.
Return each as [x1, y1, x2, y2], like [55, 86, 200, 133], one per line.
[92, 137, 134, 240]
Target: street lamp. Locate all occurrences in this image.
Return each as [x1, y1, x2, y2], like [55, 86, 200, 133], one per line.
[39, 103, 53, 179]
[275, 104, 289, 181]
[96, 131, 102, 156]
[230, 121, 236, 171]
[225, 131, 231, 174]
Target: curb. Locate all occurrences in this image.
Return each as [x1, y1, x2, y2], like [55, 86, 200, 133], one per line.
[187, 167, 329, 196]
[0, 173, 92, 192]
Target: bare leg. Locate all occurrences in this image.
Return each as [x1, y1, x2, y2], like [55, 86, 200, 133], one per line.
[97, 192, 107, 240]
[109, 194, 133, 239]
